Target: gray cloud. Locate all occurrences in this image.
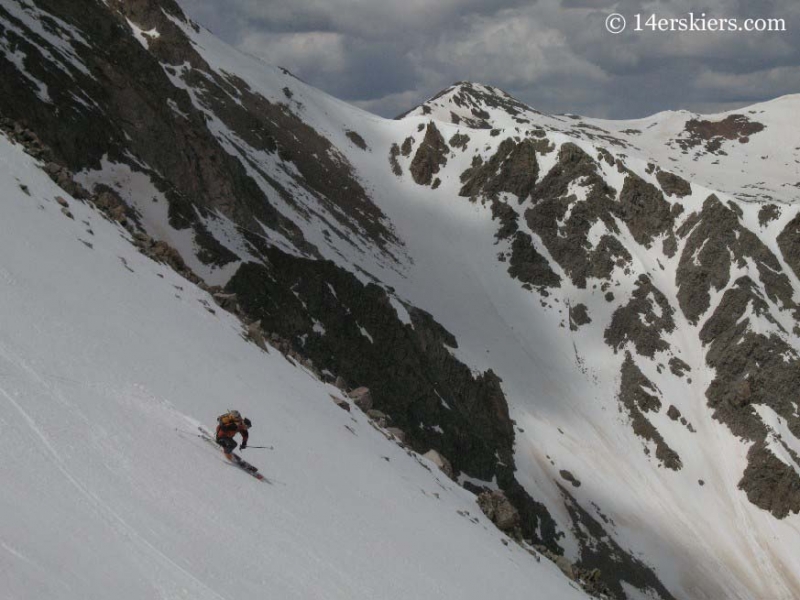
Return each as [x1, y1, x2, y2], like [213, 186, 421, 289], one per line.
[177, 0, 800, 119]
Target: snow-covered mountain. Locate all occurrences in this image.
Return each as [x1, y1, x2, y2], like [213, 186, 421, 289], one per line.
[1, 1, 800, 599]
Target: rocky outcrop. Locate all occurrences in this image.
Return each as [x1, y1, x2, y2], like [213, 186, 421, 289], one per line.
[605, 275, 675, 357]
[758, 204, 780, 227]
[347, 387, 373, 412]
[777, 212, 800, 281]
[677, 195, 795, 325]
[739, 440, 800, 518]
[423, 449, 454, 479]
[668, 357, 691, 377]
[0, 0, 398, 262]
[224, 252, 561, 547]
[678, 114, 765, 153]
[507, 232, 561, 290]
[345, 130, 367, 150]
[559, 486, 676, 600]
[477, 490, 521, 533]
[459, 137, 540, 202]
[617, 174, 674, 247]
[525, 143, 630, 288]
[448, 132, 470, 150]
[618, 353, 682, 470]
[655, 169, 692, 198]
[389, 143, 403, 176]
[569, 303, 591, 330]
[559, 470, 581, 487]
[698, 275, 800, 517]
[410, 122, 448, 186]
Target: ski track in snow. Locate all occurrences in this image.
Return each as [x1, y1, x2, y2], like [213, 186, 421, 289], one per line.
[0, 349, 230, 600]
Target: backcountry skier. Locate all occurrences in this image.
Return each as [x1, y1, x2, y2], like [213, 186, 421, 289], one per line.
[215, 410, 251, 459]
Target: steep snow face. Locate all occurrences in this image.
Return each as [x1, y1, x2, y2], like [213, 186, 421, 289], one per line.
[0, 135, 590, 600]
[4, 1, 800, 598]
[304, 85, 800, 599]
[337, 122, 800, 599]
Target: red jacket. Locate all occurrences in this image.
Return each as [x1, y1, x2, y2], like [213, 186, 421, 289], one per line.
[216, 421, 249, 445]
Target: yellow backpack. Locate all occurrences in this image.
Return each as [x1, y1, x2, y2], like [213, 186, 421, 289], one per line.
[218, 410, 242, 428]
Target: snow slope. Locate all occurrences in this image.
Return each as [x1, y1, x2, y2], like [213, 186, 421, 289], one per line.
[0, 135, 589, 599]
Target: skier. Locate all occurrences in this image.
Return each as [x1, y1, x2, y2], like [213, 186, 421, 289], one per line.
[215, 410, 251, 460]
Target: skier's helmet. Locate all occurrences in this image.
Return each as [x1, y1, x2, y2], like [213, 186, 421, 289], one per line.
[243, 418, 252, 428]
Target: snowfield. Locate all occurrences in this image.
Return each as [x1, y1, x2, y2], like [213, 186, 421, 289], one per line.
[0, 135, 589, 599]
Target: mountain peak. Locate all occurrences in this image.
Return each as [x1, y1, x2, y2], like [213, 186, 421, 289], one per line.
[398, 81, 541, 129]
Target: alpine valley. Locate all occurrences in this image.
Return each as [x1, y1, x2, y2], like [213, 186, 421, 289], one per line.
[1, 1, 800, 599]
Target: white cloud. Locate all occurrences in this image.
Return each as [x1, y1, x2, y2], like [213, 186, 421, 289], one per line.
[177, 0, 800, 119]
[239, 31, 349, 74]
[424, 7, 608, 87]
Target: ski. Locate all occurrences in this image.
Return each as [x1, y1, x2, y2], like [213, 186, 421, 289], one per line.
[196, 426, 272, 484]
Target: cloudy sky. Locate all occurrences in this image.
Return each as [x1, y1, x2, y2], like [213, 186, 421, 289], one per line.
[176, 0, 800, 120]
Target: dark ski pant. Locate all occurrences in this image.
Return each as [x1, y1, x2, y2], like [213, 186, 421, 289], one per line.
[217, 437, 237, 454]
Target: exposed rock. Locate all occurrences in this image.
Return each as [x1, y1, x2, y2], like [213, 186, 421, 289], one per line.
[525, 143, 631, 288]
[213, 292, 239, 313]
[400, 136, 414, 157]
[193, 220, 239, 267]
[618, 173, 674, 247]
[700, 277, 798, 429]
[366, 409, 389, 427]
[347, 386, 373, 412]
[246, 320, 268, 351]
[668, 357, 691, 377]
[334, 376, 348, 391]
[678, 114, 765, 153]
[490, 198, 519, 241]
[559, 485, 677, 600]
[225, 255, 520, 512]
[345, 130, 367, 150]
[423, 449, 454, 479]
[559, 470, 581, 487]
[598, 148, 615, 167]
[331, 395, 351, 412]
[619, 353, 682, 470]
[666, 405, 681, 421]
[389, 143, 403, 176]
[410, 122, 448, 186]
[677, 195, 795, 325]
[385, 427, 407, 444]
[477, 490, 521, 532]
[569, 303, 591, 330]
[739, 440, 800, 518]
[758, 204, 780, 227]
[777, 212, 800, 282]
[655, 169, 692, 198]
[507, 232, 561, 290]
[662, 235, 678, 258]
[459, 137, 540, 202]
[554, 555, 575, 580]
[605, 274, 675, 357]
[449, 132, 470, 150]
